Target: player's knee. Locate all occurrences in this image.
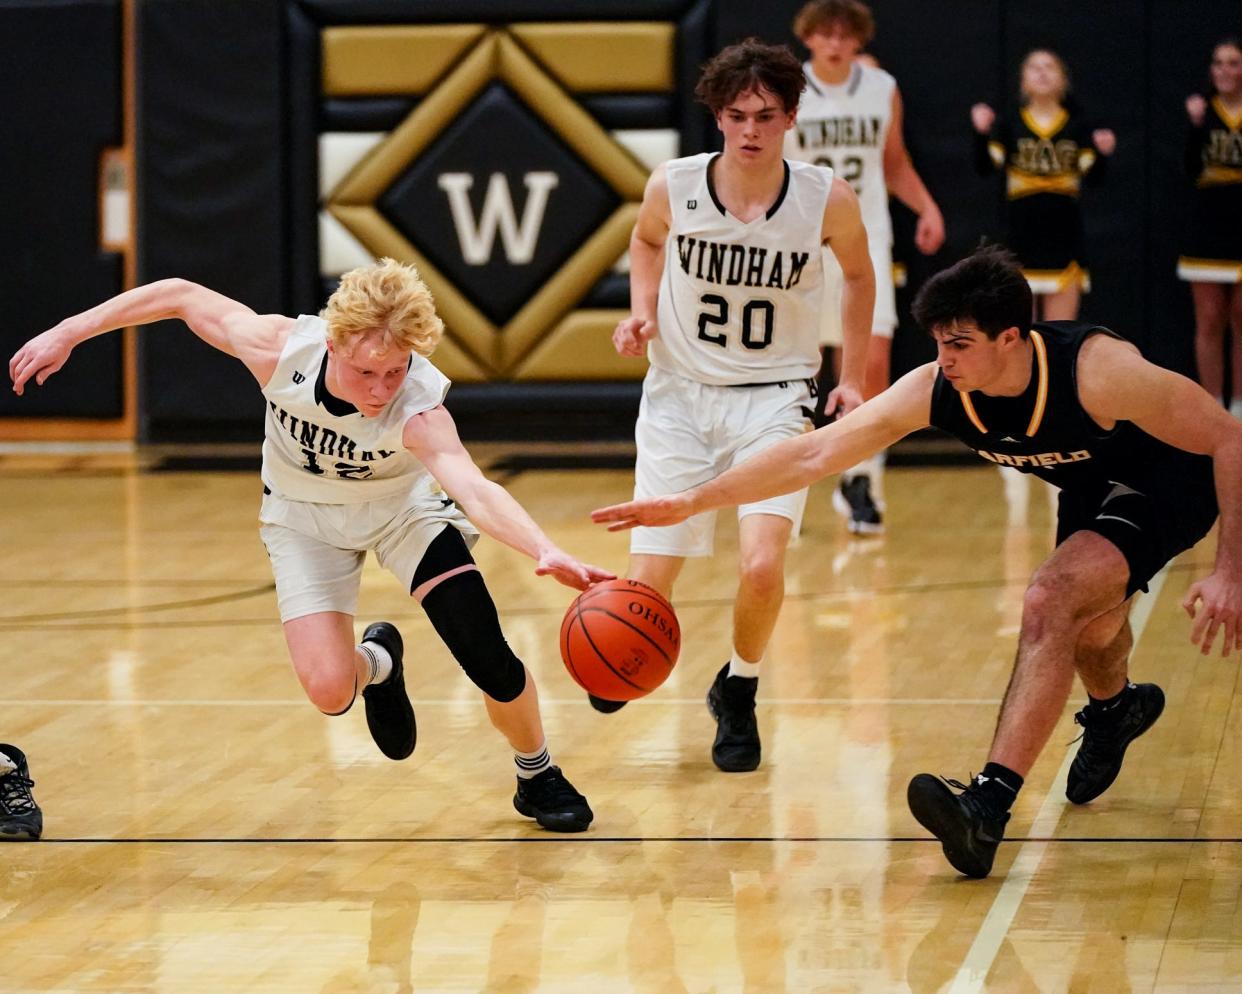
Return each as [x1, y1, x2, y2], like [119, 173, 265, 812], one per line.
[420, 568, 528, 702]
[1020, 576, 1068, 637]
[300, 666, 356, 715]
[738, 549, 785, 599]
[469, 653, 527, 704]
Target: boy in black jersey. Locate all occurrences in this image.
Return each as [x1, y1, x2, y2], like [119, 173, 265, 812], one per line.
[593, 245, 1242, 878]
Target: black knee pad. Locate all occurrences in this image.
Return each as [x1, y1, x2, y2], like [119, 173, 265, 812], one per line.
[415, 528, 527, 703]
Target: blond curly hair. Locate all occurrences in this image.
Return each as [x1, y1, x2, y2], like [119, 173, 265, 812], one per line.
[320, 258, 444, 358]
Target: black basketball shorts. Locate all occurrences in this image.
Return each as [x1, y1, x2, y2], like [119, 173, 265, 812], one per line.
[1056, 482, 1218, 597]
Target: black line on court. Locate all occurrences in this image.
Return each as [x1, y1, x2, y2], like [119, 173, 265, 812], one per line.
[0, 583, 276, 624]
[29, 835, 1242, 845]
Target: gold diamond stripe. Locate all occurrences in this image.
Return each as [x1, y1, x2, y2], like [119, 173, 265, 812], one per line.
[332, 33, 500, 205]
[508, 22, 674, 93]
[499, 204, 640, 371]
[496, 33, 647, 200]
[511, 310, 644, 380]
[321, 24, 487, 97]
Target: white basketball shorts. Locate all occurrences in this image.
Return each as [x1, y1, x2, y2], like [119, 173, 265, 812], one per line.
[630, 365, 812, 558]
[259, 488, 478, 622]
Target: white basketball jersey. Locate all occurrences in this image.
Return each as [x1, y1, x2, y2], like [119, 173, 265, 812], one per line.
[260, 315, 450, 503]
[786, 61, 895, 247]
[650, 152, 832, 385]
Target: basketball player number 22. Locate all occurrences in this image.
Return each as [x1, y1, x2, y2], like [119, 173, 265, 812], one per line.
[697, 293, 775, 350]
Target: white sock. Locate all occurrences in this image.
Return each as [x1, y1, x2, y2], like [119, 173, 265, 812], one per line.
[729, 650, 762, 679]
[358, 641, 393, 687]
[515, 741, 551, 779]
[1229, 398, 1242, 421]
[0, 751, 14, 775]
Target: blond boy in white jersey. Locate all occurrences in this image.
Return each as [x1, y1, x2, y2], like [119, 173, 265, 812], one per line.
[788, 0, 946, 535]
[10, 261, 612, 832]
[598, 38, 875, 773]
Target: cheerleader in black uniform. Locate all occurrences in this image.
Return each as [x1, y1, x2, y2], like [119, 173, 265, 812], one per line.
[1177, 38, 1242, 415]
[971, 49, 1116, 321]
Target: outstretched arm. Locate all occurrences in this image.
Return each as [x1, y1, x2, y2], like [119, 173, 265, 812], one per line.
[404, 406, 615, 590]
[9, 279, 290, 394]
[1078, 335, 1242, 655]
[593, 364, 936, 529]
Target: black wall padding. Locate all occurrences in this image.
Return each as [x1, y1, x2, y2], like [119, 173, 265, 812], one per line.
[581, 96, 676, 131]
[676, 0, 715, 154]
[296, 0, 698, 25]
[0, 0, 124, 419]
[136, 0, 287, 441]
[322, 98, 418, 132]
[286, 1, 323, 317]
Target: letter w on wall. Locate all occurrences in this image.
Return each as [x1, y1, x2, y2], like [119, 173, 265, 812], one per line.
[437, 172, 559, 265]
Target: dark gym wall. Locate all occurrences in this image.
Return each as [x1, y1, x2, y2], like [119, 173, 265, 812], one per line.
[4, 1, 1237, 439]
[137, 0, 287, 440]
[0, 0, 123, 419]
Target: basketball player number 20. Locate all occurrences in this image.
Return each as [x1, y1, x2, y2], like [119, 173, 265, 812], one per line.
[697, 293, 775, 350]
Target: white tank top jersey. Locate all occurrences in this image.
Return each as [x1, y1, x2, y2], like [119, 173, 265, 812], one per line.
[260, 315, 450, 503]
[786, 61, 895, 247]
[650, 152, 833, 385]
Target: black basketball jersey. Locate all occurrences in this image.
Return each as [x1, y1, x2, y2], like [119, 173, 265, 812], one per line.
[929, 321, 1214, 499]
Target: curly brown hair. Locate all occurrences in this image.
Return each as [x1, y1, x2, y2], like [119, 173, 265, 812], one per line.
[694, 38, 805, 115]
[792, 0, 875, 46]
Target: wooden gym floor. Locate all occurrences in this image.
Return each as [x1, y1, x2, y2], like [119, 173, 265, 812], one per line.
[0, 447, 1238, 992]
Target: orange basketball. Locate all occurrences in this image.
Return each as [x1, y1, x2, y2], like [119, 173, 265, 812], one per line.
[560, 578, 681, 701]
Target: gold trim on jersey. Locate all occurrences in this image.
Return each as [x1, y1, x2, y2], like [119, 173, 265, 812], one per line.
[1022, 262, 1090, 294]
[1006, 170, 1082, 199]
[1198, 165, 1242, 188]
[1026, 330, 1049, 436]
[1211, 96, 1242, 132]
[988, 140, 1006, 168]
[1020, 106, 1068, 140]
[958, 329, 1049, 437]
[1177, 257, 1242, 283]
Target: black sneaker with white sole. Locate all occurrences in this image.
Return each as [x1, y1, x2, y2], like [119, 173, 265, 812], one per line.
[360, 622, 416, 760]
[1066, 682, 1165, 805]
[513, 766, 594, 832]
[907, 773, 1009, 879]
[833, 476, 884, 535]
[0, 744, 41, 841]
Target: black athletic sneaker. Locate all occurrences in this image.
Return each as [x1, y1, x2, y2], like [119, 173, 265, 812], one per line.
[0, 744, 42, 841]
[907, 773, 1009, 878]
[1066, 683, 1165, 805]
[706, 663, 760, 772]
[360, 622, 416, 761]
[587, 693, 628, 714]
[513, 766, 594, 832]
[833, 476, 884, 535]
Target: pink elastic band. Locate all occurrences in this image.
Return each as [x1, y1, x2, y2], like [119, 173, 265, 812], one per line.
[411, 563, 479, 602]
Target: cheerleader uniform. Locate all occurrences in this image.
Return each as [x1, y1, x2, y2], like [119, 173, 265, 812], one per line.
[974, 105, 1106, 294]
